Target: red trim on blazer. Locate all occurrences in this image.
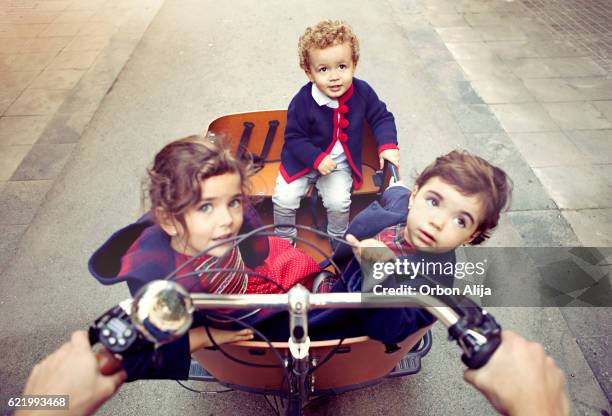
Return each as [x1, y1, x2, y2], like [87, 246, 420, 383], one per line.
[279, 164, 310, 183]
[339, 83, 354, 103]
[340, 140, 363, 189]
[336, 84, 363, 189]
[378, 143, 399, 154]
[313, 152, 327, 169]
[280, 84, 359, 185]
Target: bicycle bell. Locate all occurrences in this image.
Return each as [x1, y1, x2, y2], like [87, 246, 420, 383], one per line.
[131, 280, 194, 345]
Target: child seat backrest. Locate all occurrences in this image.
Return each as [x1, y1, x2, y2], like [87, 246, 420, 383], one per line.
[205, 110, 382, 197]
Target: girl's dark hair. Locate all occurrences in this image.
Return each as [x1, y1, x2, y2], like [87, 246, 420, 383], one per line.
[147, 135, 252, 234]
[415, 150, 513, 245]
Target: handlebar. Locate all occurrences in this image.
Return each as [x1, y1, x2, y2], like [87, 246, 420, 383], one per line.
[188, 287, 500, 369]
[189, 291, 458, 324]
[90, 282, 501, 370]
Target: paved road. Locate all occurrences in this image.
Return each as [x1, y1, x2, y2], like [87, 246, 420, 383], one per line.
[1, 0, 610, 415]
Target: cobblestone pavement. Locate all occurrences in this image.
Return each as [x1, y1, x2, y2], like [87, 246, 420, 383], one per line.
[414, 0, 612, 407]
[520, 0, 612, 73]
[0, 0, 163, 273]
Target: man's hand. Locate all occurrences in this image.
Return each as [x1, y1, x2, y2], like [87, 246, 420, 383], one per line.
[189, 327, 254, 352]
[345, 234, 395, 265]
[379, 148, 400, 170]
[464, 330, 570, 416]
[317, 155, 337, 175]
[17, 331, 127, 416]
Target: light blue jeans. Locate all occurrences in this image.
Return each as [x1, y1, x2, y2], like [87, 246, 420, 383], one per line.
[272, 167, 352, 241]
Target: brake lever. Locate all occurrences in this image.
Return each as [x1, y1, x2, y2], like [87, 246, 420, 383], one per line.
[374, 161, 401, 195]
[447, 309, 501, 369]
[410, 273, 502, 369]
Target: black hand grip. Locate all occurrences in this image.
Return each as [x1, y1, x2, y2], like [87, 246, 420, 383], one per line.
[88, 325, 99, 346]
[461, 333, 501, 369]
[386, 161, 400, 182]
[96, 348, 124, 375]
[448, 310, 502, 369]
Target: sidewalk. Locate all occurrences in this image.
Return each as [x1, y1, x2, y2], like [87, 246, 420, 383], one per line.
[0, 0, 610, 414]
[409, 0, 612, 407]
[0, 0, 163, 272]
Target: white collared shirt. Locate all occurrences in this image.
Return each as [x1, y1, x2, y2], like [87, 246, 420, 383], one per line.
[311, 84, 346, 166]
[311, 82, 339, 108]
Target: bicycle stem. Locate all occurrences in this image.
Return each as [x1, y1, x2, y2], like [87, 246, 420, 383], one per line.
[287, 285, 310, 402]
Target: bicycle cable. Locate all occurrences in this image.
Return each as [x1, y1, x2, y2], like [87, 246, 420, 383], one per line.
[146, 223, 375, 397]
[175, 380, 233, 394]
[163, 222, 352, 284]
[202, 311, 287, 370]
[264, 395, 280, 416]
[307, 337, 346, 376]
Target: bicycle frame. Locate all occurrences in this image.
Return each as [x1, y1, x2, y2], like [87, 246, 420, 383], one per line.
[91, 280, 501, 416]
[186, 283, 499, 405]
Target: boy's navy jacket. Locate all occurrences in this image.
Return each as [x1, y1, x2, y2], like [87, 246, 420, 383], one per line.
[88, 186, 454, 380]
[280, 78, 398, 189]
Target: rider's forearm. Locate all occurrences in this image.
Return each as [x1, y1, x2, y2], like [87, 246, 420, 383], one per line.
[509, 399, 569, 416]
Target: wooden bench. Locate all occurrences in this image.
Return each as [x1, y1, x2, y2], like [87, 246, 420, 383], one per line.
[206, 109, 386, 197]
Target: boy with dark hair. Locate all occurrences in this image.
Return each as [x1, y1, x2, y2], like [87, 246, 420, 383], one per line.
[349, 149, 513, 258]
[330, 150, 513, 344]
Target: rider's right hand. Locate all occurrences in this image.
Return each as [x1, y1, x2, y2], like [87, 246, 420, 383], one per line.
[96, 347, 124, 376]
[463, 330, 570, 416]
[17, 331, 126, 416]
